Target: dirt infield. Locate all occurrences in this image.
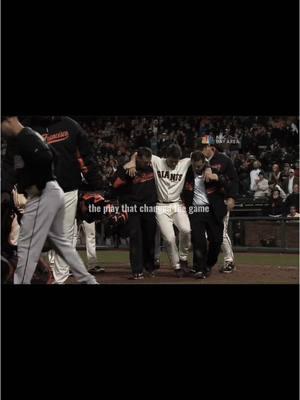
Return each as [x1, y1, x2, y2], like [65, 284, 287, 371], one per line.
[66, 251, 299, 284]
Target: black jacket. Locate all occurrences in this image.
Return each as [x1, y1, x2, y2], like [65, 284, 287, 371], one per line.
[284, 193, 299, 214]
[208, 150, 239, 199]
[112, 166, 157, 207]
[181, 166, 227, 223]
[1, 138, 18, 193]
[4, 128, 56, 193]
[32, 117, 102, 192]
[267, 197, 284, 216]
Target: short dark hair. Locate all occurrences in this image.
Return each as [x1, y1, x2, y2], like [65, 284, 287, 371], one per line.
[137, 147, 152, 159]
[166, 144, 182, 159]
[191, 150, 206, 162]
[195, 140, 209, 151]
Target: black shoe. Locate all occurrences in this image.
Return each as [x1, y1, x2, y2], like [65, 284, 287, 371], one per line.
[144, 269, 156, 278]
[154, 259, 160, 270]
[194, 270, 207, 279]
[220, 262, 235, 274]
[128, 273, 144, 280]
[89, 266, 105, 274]
[194, 266, 212, 279]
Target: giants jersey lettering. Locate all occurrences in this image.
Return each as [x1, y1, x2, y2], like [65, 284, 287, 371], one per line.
[151, 155, 191, 202]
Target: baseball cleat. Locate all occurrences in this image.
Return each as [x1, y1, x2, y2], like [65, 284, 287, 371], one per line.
[154, 259, 160, 270]
[144, 269, 156, 277]
[220, 262, 235, 274]
[194, 270, 207, 279]
[128, 273, 144, 280]
[89, 266, 105, 274]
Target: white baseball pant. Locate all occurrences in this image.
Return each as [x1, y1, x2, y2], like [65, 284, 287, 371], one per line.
[48, 189, 78, 284]
[222, 211, 234, 265]
[155, 202, 191, 269]
[73, 220, 98, 269]
[14, 181, 97, 284]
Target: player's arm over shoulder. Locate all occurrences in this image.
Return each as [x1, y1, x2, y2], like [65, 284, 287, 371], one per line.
[180, 157, 192, 168]
[151, 154, 161, 168]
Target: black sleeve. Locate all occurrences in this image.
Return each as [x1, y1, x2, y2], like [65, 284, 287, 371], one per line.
[17, 129, 53, 168]
[68, 118, 94, 167]
[65, 117, 103, 189]
[1, 139, 17, 193]
[112, 166, 130, 189]
[224, 157, 239, 199]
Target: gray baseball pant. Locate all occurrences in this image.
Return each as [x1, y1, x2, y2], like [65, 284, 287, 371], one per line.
[14, 181, 98, 284]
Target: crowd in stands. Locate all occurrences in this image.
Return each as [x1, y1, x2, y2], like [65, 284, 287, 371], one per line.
[76, 115, 299, 218]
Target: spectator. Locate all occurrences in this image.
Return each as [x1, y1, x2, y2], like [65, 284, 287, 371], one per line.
[281, 168, 299, 194]
[284, 183, 299, 215]
[294, 160, 299, 178]
[250, 160, 262, 192]
[282, 162, 290, 176]
[287, 206, 300, 219]
[267, 189, 284, 217]
[253, 172, 269, 199]
[275, 183, 287, 200]
[268, 163, 282, 190]
[235, 154, 250, 195]
[280, 163, 290, 191]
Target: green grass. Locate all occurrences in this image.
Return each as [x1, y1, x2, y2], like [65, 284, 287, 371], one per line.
[79, 250, 299, 267]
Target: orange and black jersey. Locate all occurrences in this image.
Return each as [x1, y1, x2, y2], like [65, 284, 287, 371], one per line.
[32, 117, 101, 192]
[112, 166, 157, 206]
[2, 127, 56, 193]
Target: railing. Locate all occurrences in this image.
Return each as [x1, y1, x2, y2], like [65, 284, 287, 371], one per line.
[228, 217, 299, 253]
[76, 216, 299, 253]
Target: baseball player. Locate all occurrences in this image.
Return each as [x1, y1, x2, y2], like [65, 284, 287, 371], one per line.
[182, 151, 227, 278]
[113, 147, 158, 279]
[73, 220, 105, 273]
[196, 138, 238, 273]
[1, 116, 98, 284]
[31, 116, 102, 284]
[125, 144, 191, 276]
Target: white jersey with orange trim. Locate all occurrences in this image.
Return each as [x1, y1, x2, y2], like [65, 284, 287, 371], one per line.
[151, 155, 191, 202]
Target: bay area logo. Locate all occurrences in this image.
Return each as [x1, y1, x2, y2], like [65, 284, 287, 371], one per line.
[202, 133, 240, 145]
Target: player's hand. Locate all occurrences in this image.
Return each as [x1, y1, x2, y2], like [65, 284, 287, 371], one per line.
[226, 197, 235, 211]
[123, 160, 136, 170]
[204, 168, 218, 182]
[126, 166, 137, 177]
[204, 168, 212, 181]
